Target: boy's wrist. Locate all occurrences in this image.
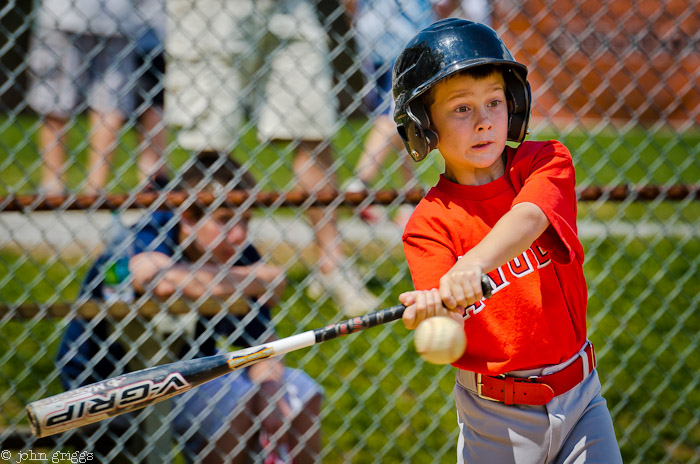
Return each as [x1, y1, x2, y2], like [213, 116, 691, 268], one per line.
[455, 254, 488, 274]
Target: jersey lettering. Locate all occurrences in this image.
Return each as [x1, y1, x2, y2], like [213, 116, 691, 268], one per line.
[489, 267, 509, 293]
[462, 300, 485, 320]
[458, 245, 552, 321]
[508, 252, 534, 277]
[531, 245, 552, 268]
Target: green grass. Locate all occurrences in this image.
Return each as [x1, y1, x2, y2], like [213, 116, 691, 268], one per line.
[533, 125, 700, 185]
[0, 114, 445, 195]
[2, 114, 699, 195]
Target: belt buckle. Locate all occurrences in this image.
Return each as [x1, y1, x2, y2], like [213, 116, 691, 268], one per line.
[475, 373, 503, 402]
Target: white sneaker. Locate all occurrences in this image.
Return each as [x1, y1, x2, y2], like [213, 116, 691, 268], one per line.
[343, 178, 366, 193]
[307, 267, 379, 316]
[306, 277, 325, 300]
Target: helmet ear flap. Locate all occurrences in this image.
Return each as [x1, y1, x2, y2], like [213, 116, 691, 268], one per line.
[508, 112, 527, 142]
[504, 68, 532, 142]
[404, 101, 438, 162]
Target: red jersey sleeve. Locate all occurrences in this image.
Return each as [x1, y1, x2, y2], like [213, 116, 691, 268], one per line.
[508, 141, 583, 265]
[402, 197, 459, 291]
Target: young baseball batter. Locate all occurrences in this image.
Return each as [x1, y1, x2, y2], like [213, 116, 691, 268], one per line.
[394, 19, 623, 462]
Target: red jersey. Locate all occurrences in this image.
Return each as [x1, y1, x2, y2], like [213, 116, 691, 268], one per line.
[402, 140, 588, 375]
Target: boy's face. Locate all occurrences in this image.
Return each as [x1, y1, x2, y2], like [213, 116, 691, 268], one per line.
[183, 208, 250, 263]
[429, 71, 509, 184]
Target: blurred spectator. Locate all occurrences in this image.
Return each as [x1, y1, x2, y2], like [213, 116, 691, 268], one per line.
[344, 0, 491, 230]
[56, 155, 322, 463]
[27, 0, 167, 194]
[343, 0, 437, 229]
[164, 0, 379, 316]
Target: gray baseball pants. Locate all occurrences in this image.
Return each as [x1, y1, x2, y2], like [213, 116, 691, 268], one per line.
[455, 365, 622, 463]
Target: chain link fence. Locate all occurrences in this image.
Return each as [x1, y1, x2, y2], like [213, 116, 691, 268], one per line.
[0, 0, 698, 462]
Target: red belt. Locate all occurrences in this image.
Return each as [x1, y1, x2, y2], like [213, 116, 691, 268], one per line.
[476, 343, 596, 406]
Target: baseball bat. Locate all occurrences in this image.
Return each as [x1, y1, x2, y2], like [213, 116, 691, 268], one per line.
[27, 305, 405, 438]
[27, 277, 492, 438]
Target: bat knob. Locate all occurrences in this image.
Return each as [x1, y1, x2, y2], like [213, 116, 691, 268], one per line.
[481, 274, 493, 299]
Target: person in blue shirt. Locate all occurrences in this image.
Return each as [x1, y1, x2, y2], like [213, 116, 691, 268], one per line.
[56, 154, 321, 463]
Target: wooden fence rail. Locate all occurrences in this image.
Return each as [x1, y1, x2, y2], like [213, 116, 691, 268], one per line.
[1, 185, 698, 212]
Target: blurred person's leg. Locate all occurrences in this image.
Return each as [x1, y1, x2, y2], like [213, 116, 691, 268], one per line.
[349, 117, 417, 228]
[351, 61, 396, 187]
[347, 61, 417, 226]
[395, 146, 418, 229]
[85, 109, 126, 193]
[134, 45, 168, 186]
[138, 105, 168, 184]
[293, 141, 345, 274]
[82, 34, 134, 193]
[292, 141, 379, 316]
[258, 1, 379, 316]
[353, 115, 402, 186]
[26, 27, 81, 194]
[348, 114, 416, 228]
[39, 115, 69, 195]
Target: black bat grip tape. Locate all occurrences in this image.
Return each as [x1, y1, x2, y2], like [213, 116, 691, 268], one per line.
[313, 275, 492, 343]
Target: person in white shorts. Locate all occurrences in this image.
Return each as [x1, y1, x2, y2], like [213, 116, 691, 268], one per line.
[27, 0, 138, 194]
[27, 0, 165, 194]
[165, 0, 379, 317]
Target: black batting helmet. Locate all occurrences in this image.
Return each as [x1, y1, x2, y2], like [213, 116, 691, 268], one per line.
[393, 18, 531, 162]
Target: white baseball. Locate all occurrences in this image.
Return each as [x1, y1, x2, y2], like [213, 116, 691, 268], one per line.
[413, 316, 467, 364]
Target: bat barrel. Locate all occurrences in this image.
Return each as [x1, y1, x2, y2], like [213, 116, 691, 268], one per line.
[26, 403, 42, 437]
[26, 355, 232, 438]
